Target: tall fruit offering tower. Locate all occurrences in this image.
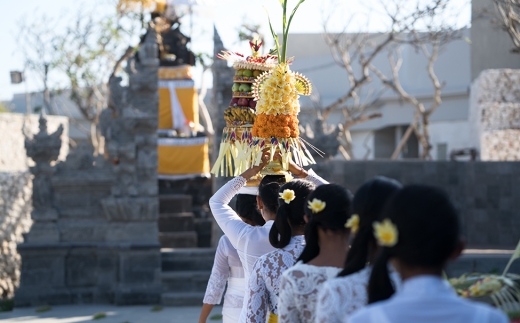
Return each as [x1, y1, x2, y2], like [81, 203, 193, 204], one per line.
[211, 0, 316, 180]
[211, 40, 278, 183]
[250, 0, 314, 174]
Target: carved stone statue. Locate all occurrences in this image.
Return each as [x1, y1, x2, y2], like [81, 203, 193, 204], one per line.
[24, 114, 62, 223]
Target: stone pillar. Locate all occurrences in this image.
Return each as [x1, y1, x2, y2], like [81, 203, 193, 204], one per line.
[100, 26, 162, 304]
[24, 115, 63, 243]
[470, 69, 520, 160]
[210, 26, 234, 247]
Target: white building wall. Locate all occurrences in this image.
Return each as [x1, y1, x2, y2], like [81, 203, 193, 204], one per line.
[427, 120, 474, 160]
[350, 130, 374, 160]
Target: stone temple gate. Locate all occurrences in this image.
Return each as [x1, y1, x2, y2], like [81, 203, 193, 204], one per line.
[15, 27, 162, 305]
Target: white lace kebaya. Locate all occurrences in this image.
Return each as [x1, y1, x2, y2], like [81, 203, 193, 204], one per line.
[209, 169, 328, 323]
[241, 235, 305, 323]
[203, 235, 245, 323]
[209, 169, 328, 285]
[315, 266, 401, 323]
[278, 261, 342, 323]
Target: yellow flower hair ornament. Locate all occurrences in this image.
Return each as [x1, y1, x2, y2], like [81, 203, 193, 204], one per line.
[373, 219, 398, 247]
[345, 214, 360, 234]
[308, 198, 326, 214]
[279, 189, 296, 204]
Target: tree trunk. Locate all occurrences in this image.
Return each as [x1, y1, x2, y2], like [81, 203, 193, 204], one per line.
[90, 122, 100, 156]
[420, 114, 433, 160]
[339, 129, 353, 160]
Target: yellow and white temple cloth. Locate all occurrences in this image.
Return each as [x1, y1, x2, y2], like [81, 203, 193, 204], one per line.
[158, 79, 199, 130]
[157, 137, 210, 180]
[157, 66, 210, 180]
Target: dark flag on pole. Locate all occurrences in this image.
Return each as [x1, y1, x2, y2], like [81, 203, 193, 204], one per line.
[10, 71, 24, 84]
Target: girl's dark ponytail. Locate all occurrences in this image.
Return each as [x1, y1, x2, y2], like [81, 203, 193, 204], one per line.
[367, 248, 395, 304]
[269, 179, 316, 249]
[338, 224, 373, 276]
[297, 184, 353, 263]
[367, 184, 461, 304]
[339, 177, 402, 277]
[296, 218, 320, 263]
[269, 203, 292, 248]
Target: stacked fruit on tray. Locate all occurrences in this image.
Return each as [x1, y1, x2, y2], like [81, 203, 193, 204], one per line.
[224, 68, 266, 126]
[211, 38, 278, 176]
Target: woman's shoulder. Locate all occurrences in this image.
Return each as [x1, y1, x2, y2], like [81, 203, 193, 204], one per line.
[255, 246, 299, 272]
[455, 297, 510, 322]
[320, 266, 372, 296]
[217, 234, 234, 250]
[337, 266, 372, 283]
[219, 234, 230, 244]
[283, 261, 342, 281]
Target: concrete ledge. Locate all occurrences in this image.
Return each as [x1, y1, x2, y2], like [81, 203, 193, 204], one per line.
[158, 232, 197, 248]
[161, 248, 216, 271]
[18, 242, 161, 250]
[161, 271, 211, 293]
[161, 292, 205, 306]
[446, 249, 520, 277]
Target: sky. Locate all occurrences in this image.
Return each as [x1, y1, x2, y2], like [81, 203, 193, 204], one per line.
[0, 0, 471, 102]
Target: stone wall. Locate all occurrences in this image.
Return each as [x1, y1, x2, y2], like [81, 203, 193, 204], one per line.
[15, 26, 162, 306]
[470, 69, 520, 160]
[0, 172, 32, 299]
[312, 160, 520, 249]
[0, 113, 68, 300]
[0, 113, 69, 172]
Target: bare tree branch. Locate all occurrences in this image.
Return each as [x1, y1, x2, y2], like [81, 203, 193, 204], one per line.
[493, 0, 520, 53]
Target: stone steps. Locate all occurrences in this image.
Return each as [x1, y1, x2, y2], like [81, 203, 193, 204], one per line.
[158, 195, 198, 248]
[159, 232, 198, 248]
[159, 213, 195, 232]
[161, 248, 216, 271]
[160, 248, 216, 306]
[159, 195, 193, 214]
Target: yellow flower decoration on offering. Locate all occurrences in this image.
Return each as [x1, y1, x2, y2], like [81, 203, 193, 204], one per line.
[345, 214, 360, 234]
[373, 219, 399, 247]
[279, 189, 296, 204]
[255, 63, 301, 116]
[308, 198, 326, 214]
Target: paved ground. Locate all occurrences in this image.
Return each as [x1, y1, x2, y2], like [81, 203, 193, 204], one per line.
[0, 305, 223, 323]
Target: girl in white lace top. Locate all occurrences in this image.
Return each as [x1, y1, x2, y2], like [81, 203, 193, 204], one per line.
[200, 194, 265, 323]
[347, 185, 508, 323]
[278, 184, 353, 323]
[242, 179, 321, 323]
[209, 155, 328, 323]
[315, 177, 402, 323]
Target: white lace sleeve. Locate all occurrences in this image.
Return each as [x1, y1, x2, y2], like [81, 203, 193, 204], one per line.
[209, 176, 248, 247]
[304, 169, 328, 187]
[315, 267, 372, 323]
[278, 274, 299, 323]
[315, 280, 346, 323]
[203, 236, 229, 304]
[244, 258, 269, 323]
